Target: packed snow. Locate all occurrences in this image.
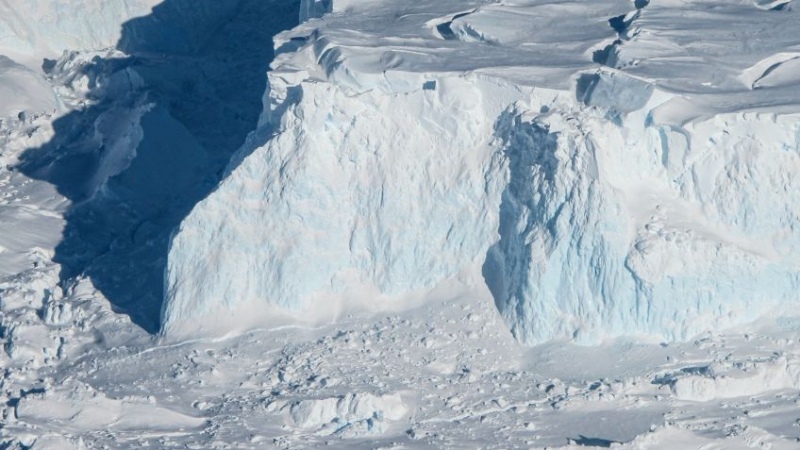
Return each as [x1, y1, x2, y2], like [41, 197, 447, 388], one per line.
[1, 0, 800, 449]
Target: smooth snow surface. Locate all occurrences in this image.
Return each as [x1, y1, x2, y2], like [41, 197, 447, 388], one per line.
[164, 0, 800, 344]
[0, 57, 56, 118]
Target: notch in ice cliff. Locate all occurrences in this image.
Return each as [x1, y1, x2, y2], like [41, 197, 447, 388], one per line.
[162, 0, 800, 344]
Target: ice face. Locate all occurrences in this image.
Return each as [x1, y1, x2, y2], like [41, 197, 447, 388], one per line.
[485, 105, 800, 344]
[299, 0, 332, 22]
[162, 0, 800, 343]
[161, 76, 523, 337]
[163, 68, 800, 342]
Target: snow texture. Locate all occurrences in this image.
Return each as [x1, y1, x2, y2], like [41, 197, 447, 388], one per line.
[163, 0, 800, 344]
[3, 1, 800, 446]
[0, 0, 800, 450]
[0, 0, 160, 60]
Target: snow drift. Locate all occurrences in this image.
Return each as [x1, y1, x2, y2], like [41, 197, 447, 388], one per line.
[162, 0, 800, 343]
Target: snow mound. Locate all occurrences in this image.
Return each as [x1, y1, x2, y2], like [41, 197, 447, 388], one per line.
[286, 393, 408, 436]
[163, 0, 800, 344]
[15, 380, 205, 432]
[666, 355, 800, 401]
[161, 74, 522, 337]
[0, 56, 56, 118]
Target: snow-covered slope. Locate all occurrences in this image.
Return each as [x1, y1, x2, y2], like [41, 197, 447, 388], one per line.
[163, 0, 800, 343]
[0, 0, 159, 61]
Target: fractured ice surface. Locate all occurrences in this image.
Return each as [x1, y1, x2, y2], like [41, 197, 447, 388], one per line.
[485, 97, 800, 343]
[163, 0, 800, 343]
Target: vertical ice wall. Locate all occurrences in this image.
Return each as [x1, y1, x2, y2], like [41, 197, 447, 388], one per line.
[161, 0, 800, 342]
[299, 0, 332, 22]
[161, 75, 527, 337]
[484, 83, 800, 343]
[163, 62, 800, 342]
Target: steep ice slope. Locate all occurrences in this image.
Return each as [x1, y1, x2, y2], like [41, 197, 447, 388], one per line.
[164, 0, 800, 343]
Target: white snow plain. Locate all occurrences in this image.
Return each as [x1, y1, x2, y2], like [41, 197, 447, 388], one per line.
[164, 0, 800, 345]
[2, 0, 800, 449]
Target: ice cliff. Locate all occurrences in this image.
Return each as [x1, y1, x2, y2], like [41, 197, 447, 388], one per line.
[162, 0, 800, 343]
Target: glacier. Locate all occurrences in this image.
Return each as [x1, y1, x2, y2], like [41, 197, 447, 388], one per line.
[9, 1, 800, 448]
[162, 0, 800, 343]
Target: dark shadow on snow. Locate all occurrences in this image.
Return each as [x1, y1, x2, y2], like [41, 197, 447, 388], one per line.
[17, 0, 300, 333]
[569, 435, 619, 448]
